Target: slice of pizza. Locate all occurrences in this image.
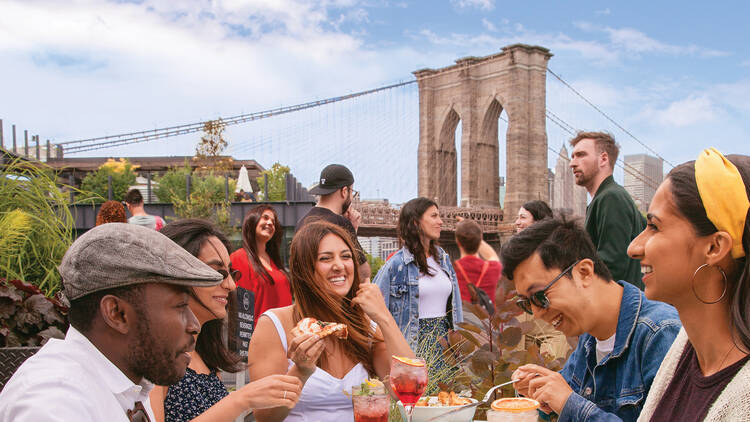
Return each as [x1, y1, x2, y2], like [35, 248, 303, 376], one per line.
[292, 317, 348, 340]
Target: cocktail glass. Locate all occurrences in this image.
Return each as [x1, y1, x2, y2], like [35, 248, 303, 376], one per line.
[351, 385, 389, 422]
[389, 355, 427, 422]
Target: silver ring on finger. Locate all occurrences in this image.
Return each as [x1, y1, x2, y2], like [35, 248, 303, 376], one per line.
[283, 390, 287, 400]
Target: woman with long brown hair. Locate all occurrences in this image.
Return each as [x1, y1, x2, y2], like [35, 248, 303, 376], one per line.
[230, 205, 292, 323]
[628, 150, 750, 421]
[248, 221, 413, 422]
[373, 197, 463, 385]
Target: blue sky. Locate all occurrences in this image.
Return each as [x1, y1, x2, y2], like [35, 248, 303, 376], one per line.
[1, 0, 748, 203]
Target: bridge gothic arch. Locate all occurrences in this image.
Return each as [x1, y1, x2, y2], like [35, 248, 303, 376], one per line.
[414, 44, 552, 219]
[435, 107, 460, 205]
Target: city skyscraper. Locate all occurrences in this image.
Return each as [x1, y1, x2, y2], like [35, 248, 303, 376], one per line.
[623, 154, 663, 213]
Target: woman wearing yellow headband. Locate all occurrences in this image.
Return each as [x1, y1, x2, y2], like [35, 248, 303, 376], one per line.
[628, 149, 750, 421]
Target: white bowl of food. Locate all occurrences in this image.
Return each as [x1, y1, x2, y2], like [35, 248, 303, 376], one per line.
[397, 392, 478, 422]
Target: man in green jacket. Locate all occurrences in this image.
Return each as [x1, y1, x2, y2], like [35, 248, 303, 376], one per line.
[569, 131, 646, 289]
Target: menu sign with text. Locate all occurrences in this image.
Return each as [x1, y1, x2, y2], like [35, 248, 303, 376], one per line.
[236, 286, 255, 359]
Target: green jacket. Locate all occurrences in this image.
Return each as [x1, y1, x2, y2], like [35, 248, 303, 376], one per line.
[585, 175, 646, 289]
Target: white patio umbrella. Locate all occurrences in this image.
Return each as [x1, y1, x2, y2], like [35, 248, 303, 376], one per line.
[235, 165, 253, 194]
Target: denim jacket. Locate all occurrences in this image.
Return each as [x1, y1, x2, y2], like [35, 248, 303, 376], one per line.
[373, 247, 464, 351]
[558, 281, 680, 422]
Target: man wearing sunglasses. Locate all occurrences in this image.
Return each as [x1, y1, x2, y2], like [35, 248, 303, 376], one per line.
[501, 216, 679, 422]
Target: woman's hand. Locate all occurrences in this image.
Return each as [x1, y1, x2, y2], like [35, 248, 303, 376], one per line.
[238, 374, 303, 410]
[351, 280, 390, 323]
[287, 332, 325, 376]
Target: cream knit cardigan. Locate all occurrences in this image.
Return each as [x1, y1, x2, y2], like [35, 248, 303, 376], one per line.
[638, 328, 750, 421]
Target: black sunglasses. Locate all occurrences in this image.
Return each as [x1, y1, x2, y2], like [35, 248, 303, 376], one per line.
[516, 259, 581, 315]
[217, 268, 242, 281]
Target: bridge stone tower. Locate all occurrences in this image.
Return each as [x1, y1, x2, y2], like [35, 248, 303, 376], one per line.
[414, 44, 552, 219]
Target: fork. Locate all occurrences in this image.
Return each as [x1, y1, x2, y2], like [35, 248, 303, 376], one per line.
[423, 379, 519, 422]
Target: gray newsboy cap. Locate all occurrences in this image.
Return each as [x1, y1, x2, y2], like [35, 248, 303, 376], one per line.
[59, 223, 223, 300]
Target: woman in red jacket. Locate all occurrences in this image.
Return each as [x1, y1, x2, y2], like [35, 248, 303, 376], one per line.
[230, 205, 292, 324]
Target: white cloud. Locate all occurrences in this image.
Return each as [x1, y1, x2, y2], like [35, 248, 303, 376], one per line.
[650, 96, 720, 128]
[482, 18, 497, 32]
[595, 8, 611, 15]
[741, 60, 750, 67]
[413, 27, 620, 65]
[575, 22, 730, 58]
[451, 0, 495, 11]
[713, 80, 750, 114]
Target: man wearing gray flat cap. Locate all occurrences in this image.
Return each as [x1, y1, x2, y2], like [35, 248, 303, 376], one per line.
[0, 223, 223, 422]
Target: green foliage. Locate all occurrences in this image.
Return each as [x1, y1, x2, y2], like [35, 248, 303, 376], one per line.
[0, 279, 68, 347]
[78, 158, 137, 203]
[157, 166, 236, 235]
[256, 162, 290, 201]
[155, 163, 191, 202]
[367, 253, 385, 276]
[155, 166, 236, 204]
[0, 158, 81, 295]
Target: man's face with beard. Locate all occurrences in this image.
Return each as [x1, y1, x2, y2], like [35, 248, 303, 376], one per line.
[340, 185, 353, 215]
[126, 284, 199, 385]
[570, 138, 603, 190]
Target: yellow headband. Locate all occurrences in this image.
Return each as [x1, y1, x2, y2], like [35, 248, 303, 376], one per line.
[695, 148, 749, 259]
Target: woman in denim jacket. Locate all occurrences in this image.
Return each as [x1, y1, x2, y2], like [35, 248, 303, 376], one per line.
[374, 197, 463, 386]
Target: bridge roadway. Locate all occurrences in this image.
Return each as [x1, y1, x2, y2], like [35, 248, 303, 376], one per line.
[353, 202, 505, 238]
[69, 201, 511, 252]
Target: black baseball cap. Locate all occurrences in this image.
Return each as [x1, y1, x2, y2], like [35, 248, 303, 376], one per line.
[309, 164, 354, 195]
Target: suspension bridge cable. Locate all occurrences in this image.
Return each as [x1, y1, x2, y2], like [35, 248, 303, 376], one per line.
[63, 79, 418, 153]
[545, 108, 662, 191]
[546, 68, 675, 169]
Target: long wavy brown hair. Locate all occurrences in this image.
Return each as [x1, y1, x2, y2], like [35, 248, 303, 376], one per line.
[398, 197, 439, 275]
[241, 205, 286, 284]
[289, 221, 381, 375]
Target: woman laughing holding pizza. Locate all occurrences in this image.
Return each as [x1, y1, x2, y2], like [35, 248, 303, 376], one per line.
[248, 221, 414, 422]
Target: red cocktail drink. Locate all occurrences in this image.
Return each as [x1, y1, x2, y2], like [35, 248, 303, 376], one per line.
[390, 375, 428, 406]
[351, 383, 389, 422]
[389, 356, 428, 422]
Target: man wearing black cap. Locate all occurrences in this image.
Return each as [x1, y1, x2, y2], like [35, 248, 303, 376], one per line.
[0, 223, 224, 422]
[296, 164, 371, 281]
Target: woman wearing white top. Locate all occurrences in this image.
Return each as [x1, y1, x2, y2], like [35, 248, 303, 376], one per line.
[248, 221, 414, 422]
[374, 197, 464, 389]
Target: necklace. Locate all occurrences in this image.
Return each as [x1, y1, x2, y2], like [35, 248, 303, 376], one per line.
[710, 344, 737, 375]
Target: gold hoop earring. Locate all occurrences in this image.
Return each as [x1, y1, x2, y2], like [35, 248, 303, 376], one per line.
[691, 263, 728, 305]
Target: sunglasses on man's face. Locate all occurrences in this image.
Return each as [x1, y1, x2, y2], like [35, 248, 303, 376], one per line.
[515, 260, 581, 315]
[217, 268, 242, 281]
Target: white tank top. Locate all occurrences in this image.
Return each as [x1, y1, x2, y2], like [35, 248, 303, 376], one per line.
[261, 310, 369, 422]
[418, 256, 453, 318]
